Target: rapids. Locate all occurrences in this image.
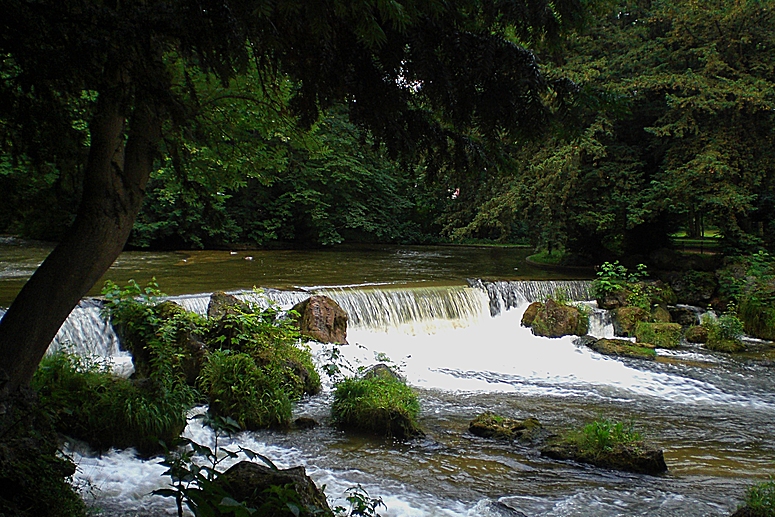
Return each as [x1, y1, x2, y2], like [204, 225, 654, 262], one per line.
[49, 282, 775, 517]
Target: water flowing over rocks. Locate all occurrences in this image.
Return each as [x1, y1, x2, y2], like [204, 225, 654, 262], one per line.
[468, 279, 591, 316]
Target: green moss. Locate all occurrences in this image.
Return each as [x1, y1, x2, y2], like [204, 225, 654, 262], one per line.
[612, 306, 650, 337]
[469, 412, 542, 441]
[739, 299, 775, 341]
[331, 375, 422, 440]
[33, 352, 194, 454]
[684, 325, 708, 343]
[703, 313, 746, 353]
[634, 322, 681, 349]
[587, 338, 656, 360]
[531, 299, 589, 337]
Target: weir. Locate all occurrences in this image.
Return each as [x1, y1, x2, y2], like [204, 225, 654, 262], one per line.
[0, 280, 596, 358]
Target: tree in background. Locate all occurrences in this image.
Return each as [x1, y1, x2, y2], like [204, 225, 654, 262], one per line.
[444, 0, 775, 260]
[0, 0, 584, 392]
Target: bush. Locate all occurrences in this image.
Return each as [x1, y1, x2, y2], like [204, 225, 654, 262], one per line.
[718, 251, 775, 340]
[702, 312, 745, 352]
[0, 389, 87, 517]
[33, 352, 194, 454]
[198, 350, 293, 429]
[332, 374, 422, 440]
[591, 262, 647, 299]
[634, 322, 681, 349]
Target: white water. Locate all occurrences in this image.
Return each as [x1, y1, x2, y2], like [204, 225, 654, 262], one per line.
[64, 284, 775, 517]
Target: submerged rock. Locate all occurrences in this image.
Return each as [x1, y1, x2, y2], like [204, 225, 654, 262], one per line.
[469, 412, 543, 442]
[216, 461, 331, 516]
[583, 337, 657, 360]
[540, 440, 667, 475]
[292, 295, 348, 344]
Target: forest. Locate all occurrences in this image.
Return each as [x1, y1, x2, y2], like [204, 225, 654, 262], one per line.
[2, 0, 773, 258]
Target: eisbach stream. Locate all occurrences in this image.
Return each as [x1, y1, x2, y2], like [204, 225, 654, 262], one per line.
[29, 281, 774, 517]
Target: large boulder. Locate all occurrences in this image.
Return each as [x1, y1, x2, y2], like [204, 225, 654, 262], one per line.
[669, 306, 701, 326]
[292, 295, 348, 344]
[215, 461, 331, 516]
[684, 325, 708, 343]
[521, 302, 542, 327]
[541, 441, 667, 475]
[597, 289, 630, 310]
[206, 292, 253, 350]
[530, 299, 589, 338]
[583, 337, 657, 360]
[207, 291, 249, 319]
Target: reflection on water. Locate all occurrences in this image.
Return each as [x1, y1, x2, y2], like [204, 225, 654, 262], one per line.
[0, 240, 586, 307]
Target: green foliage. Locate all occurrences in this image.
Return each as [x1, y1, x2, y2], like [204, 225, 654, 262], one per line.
[0, 390, 87, 517]
[719, 252, 775, 340]
[742, 479, 775, 517]
[591, 262, 648, 299]
[331, 375, 422, 440]
[702, 311, 746, 352]
[570, 419, 642, 457]
[198, 350, 293, 430]
[32, 351, 194, 454]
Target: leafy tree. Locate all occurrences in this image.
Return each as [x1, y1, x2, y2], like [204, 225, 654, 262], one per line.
[0, 0, 584, 392]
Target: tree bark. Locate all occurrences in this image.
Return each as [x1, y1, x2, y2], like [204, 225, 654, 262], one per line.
[0, 89, 161, 394]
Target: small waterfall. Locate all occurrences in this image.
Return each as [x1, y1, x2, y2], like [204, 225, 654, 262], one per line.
[469, 279, 592, 316]
[588, 306, 615, 338]
[318, 285, 490, 331]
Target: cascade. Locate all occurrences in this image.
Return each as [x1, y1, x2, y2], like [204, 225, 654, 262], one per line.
[469, 279, 592, 316]
[318, 285, 490, 330]
[170, 288, 310, 315]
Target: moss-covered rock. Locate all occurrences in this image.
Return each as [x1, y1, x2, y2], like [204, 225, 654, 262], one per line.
[705, 337, 746, 353]
[541, 440, 667, 475]
[634, 322, 682, 349]
[669, 306, 701, 326]
[585, 338, 657, 360]
[331, 365, 423, 440]
[666, 270, 718, 306]
[597, 289, 630, 310]
[531, 299, 589, 337]
[521, 302, 542, 327]
[216, 461, 332, 517]
[651, 305, 672, 323]
[612, 306, 650, 337]
[684, 325, 708, 343]
[468, 412, 543, 441]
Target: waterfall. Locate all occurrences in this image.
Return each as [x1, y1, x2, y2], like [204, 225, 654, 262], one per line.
[469, 279, 592, 316]
[169, 288, 310, 315]
[318, 285, 490, 331]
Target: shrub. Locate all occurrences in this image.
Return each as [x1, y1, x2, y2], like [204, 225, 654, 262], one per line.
[331, 375, 422, 440]
[742, 479, 775, 517]
[591, 262, 647, 299]
[702, 312, 746, 352]
[718, 251, 775, 340]
[634, 322, 681, 349]
[33, 352, 194, 454]
[198, 350, 293, 430]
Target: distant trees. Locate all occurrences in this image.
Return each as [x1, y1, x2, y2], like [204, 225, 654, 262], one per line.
[444, 0, 775, 259]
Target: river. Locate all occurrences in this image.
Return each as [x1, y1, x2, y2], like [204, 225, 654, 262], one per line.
[1, 238, 773, 516]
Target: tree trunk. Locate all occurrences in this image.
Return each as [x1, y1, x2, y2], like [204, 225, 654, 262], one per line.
[0, 90, 161, 394]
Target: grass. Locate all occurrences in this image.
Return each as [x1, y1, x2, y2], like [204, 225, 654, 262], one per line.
[33, 352, 194, 454]
[572, 419, 642, 455]
[527, 249, 567, 265]
[331, 375, 422, 439]
[743, 479, 775, 516]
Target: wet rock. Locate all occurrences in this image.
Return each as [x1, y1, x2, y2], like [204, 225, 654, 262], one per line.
[215, 461, 331, 516]
[612, 306, 650, 337]
[362, 363, 404, 382]
[729, 506, 769, 517]
[469, 412, 543, 442]
[651, 305, 672, 323]
[585, 338, 656, 360]
[292, 295, 348, 344]
[521, 302, 542, 327]
[530, 299, 589, 338]
[540, 441, 667, 475]
[597, 290, 630, 310]
[684, 325, 708, 343]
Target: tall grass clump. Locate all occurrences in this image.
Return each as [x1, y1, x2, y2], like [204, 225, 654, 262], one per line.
[574, 419, 642, 456]
[198, 350, 293, 429]
[33, 351, 194, 454]
[331, 373, 422, 440]
[741, 478, 775, 517]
